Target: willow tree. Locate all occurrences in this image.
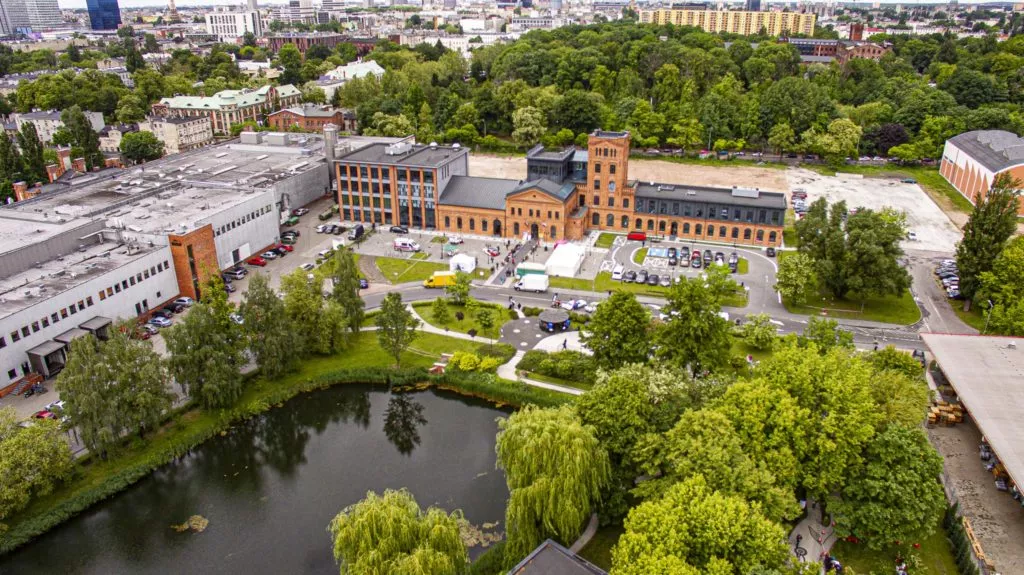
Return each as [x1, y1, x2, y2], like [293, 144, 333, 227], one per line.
[327, 489, 467, 575]
[496, 405, 611, 559]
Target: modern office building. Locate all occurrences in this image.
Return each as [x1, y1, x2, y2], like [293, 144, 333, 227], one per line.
[639, 9, 816, 36]
[332, 131, 786, 245]
[941, 130, 1024, 216]
[0, 0, 62, 34]
[205, 8, 263, 42]
[86, 0, 122, 30]
[0, 131, 332, 384]
[151, 84, 302, 135]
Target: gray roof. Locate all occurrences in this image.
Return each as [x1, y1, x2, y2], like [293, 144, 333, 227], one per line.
[921, 334, 1024, 489]
[272, 106, 343, 118]
[801, 55, 835, 63]
[509, 539, 607, 575]
[510, 178, 576, 202]
[949, 130, 1024, 173]
[335, 142, 468, 168]
[438, 175, 518, 210]
[527, 144, 575, 162]
[634, 182, 787, 209]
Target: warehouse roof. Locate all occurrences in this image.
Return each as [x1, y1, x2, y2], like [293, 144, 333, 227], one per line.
[948, 130, 1024, 173]
[921, 334, 1024, 489]
[634, 182, 787, 209]
[438, 175, 518, 210]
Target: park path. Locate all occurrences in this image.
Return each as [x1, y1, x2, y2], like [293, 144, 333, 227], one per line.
[495, 351, 583, 396]
[790, 498, 835, 569]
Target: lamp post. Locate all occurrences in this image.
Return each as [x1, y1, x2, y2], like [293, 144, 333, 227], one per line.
[983, 299, 994, 334]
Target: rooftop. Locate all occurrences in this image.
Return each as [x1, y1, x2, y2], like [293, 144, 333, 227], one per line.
[270, 105, 344, 119]
[159, 84, 300, 111]
[511, 178, 576, 201]
[949, 130, 1024, 173]
[335, 142, 468, 168]
[509, 539, 607, 575]
[323, 60, 385, 81]
[921, 334, 1024, 489]
[592, 130, 629, 139]
[633, 182, 788, 209]
[438, 175, 519, 210]
[526, 144, 575, 162]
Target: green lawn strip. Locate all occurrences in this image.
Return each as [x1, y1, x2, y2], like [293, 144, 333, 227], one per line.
[594, 233, 618, 249]
[951, 301, 986, 332]
[737, 258, 749, 274]
[0, 333, 519, 554]
[521, 371, 593, 391]
[549, 272, 748, 307]
[430, 235, 446, 244]
[577, 524, 624, 570]
[360, 310, 380, 327]
[410, 252, 430, 260]
[632, 247, 648, 265]
[802, 164, 972, 215]
[783, 209, 799, 248]
[832, 518, 958, 575]
[375, 256, 448, 284]
[783, 288, 921, 325]
[411, 301, 515, 340]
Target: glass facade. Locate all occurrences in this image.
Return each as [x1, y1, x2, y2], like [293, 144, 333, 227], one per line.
[87, 0, 121, 30]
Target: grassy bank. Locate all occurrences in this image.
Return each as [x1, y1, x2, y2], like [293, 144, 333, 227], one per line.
[521, 371, 593, 391]
[412, 301, 516, 339]
[0, 332, 535, 555]
[832, 518, 957, 575]
[375, 256, 448, 284]
[952, 300, 986, 332]
[548, 272, 748, 308]
[594, 233, 618, 249]
[577, 524, 624, 570]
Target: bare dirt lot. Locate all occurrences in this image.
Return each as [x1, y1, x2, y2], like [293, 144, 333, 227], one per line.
[787, 168, 963, 254]
[930, 419, 1024, 575]
[468, 155, 790, 192]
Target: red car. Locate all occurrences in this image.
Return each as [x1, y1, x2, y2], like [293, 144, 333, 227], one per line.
[276, 243, 294, 252]
[627, 231, 647, 242]
[32, 410, 56, 420]
[247, 256, 268, 267]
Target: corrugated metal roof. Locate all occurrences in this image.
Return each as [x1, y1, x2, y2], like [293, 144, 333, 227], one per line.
[438, 175, 518, 210]
[634, 181, 787, 209]
[949, 130, 1024, 173]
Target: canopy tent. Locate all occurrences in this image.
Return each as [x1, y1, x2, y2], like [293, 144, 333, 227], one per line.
[449, 254, 477, 273]
[545, 243, 586, 278]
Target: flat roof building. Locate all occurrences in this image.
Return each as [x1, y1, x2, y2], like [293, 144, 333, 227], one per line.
[639, 8, 816, 36]
[941, 130, 1024, 216]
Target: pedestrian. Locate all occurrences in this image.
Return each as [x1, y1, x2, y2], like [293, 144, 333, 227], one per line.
[509, 295, 513, 303]
[795, 534, 802, 547]
[517, 302, 522, 310]
[873, 341, 879, 351]
[563, 339, 568, 350]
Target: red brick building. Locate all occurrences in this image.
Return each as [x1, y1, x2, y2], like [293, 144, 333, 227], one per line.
[267, 32, 346, 54]
[267, 105, 355, 133]
[941, 130, 1024, 216]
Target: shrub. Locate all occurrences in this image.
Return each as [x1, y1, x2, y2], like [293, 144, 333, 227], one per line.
[478, 357, 502, 372]
[516, 350, 596, 384]
[450, 351, 481, 372]
[522, 306, 542, 317]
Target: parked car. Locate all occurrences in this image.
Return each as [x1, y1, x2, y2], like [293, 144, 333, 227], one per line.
[627, 231, 647, 242]
[224, 268, 247, 280]
[141, 324, 159, 336]
[659, 277, 671, 287]
[247, 256, 268, 267]
[447, 235, 464, 244]
[229, 313, 244, 325]
[636, 269, 649, 283]
[390, 225, 409, 234]
[160, 305, 179, 316]
[281, 230, 300, 238]
[691, 256, 702, 269]
[647, 274, 660, 286]
[224, 282, 236, 293]
[280, 236, 297, 245]
[668, 256, 678, 266]
[906, 231, 919, 241]
[332, 226, 344, 236]
[485, 247, 500, 257]
[766, 247, 776, 257]
[276, 243, 294, 252]
[152, 309, 174, 320]
[317, 224, 330, 233]
[678, 257, 690, 268]
[901, 178, 917, 184]
[359, 278, 369, 289]
[560, 299, 587, 311]
[283, 216, 300, 226]
[32, 410, 57, 420]
[667, 247, 678, 258]
[134, 326, 152, 340]
[679, 247, 690, 258]
[292, 208, 309, 216]
[148, 316, 172, 328]
[623, 270, 637, 282]
[261, 251, 279, 260]
[173, 296, 194, 307]
[300, 263, 316, 272]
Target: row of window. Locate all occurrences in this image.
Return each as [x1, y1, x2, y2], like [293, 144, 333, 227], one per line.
[510, 222, 558, 239]
[215, 204, 273, 237]
[588, 212, 779, 242]
[592, 162, 617, 175]
[0, 259, 171, 350]
[589, 195, 629, 209]
[635, 199, 783, 225]
[592, 179, 617, 192]
[443, 216, 503, 233]
[594, 146, 618, 158]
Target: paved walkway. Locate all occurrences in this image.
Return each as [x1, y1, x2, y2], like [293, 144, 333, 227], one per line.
[496, 351, 583, 396]
[790, 499, 836, 568]
[404, 304, 498, 345]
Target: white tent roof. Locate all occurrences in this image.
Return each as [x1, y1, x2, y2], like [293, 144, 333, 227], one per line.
[545, 243, 586, 278]
[449, 253, 476, 272]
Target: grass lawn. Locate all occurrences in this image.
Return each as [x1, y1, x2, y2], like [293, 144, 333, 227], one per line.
[784, 288, 921, 325]
[594, 233, 618, 249]
[410, 251, 430, 260]
[430, 235, 446, 244]
[577, 524, 624, 571]
[412, 301, 515, 340]
[632, 247, 648, 264]
[375, 256, 448, 284]
[803, 164, 973, 216]
[952, 300, 986, 332]
[783, 209, 799, 248]
[737, 258, 749, 274]
[548, 272, 748, 308]
[832, 519, 958, 575]
[521, 371, 594, 391]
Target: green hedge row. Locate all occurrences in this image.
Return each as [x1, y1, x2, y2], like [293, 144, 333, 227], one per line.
[517, 350, 597, 385]
[426, 371, 573, 408]
[944, 504, 982, 575]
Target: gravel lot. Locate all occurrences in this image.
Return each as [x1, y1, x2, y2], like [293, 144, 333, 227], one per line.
[786, 168, 963, 254]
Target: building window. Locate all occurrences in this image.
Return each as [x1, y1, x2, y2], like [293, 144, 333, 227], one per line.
[69, 305, 76, 315]
[659, 221, 666, 232]
[99, 291, 106, 301]
[720, 226, 727, 238]
[130, 276, 136, 286]
[31, 321, 39, 333]
[457, 217, 463, 229]
[593, 180, 600, 191]
[0, 336, 4, 348]
[707, 225, 715, 236]
[594, 163, 601, 173]
[41, 318, 49, 328]
[78, 301, 85, 311]
[528, 209, 533, 217]
[482, 220, 488, 232]
[744, 228, 752, 240]
[10, 331, 19, 342]
[550, 226, 557, 239]
[7, 369, 15, 380]
[469, 218, 475, 231]
[593, 195, 599, 205]
[732, 227, 739, 238]
[635, 218, 642, 229]
[518, 208, 523, 216]
[61, 308, 68, 319]
[695, 224, 702, 235]
[114, 284, 121, 293]
[621, 215, 629, 228]
[592, 212, 600, 225]
[514, 222, 520, 235]
[769, 231, 777, 243]
[555, 212, 560, 220]
[647, 219, 654, 231]
[683, 223, 690, 234]
[87, 297, 93, 306]
[610, 164, 616, 174]
[607, 197, 614, 207]
[757, 230, 765, 242]
[606, 214, 614, 226]
[444, 216, 450, 228]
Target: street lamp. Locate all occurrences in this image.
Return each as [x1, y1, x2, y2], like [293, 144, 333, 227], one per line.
[983, 299, 994, 334]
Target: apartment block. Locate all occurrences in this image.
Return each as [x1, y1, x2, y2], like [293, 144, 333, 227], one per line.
[639, 9, 816, 36]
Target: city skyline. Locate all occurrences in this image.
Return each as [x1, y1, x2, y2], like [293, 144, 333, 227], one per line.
[52, 0, 1008, 9]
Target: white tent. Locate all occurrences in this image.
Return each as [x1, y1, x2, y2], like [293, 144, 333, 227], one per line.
[449, 253, 477, 273]
[545, 243, 586, 277]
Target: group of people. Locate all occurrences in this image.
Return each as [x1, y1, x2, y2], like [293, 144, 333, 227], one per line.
[823, 554, 844, 574]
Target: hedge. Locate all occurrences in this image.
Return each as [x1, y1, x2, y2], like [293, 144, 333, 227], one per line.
[516, 350, 597, 385]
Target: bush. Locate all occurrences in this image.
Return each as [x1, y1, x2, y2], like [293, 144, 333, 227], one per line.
[470, 541, 508, 574]
[516, 350, 596, 384]
[450, 351, 481, 372]
[568, 311, 590, 325]
[478, 357, 502, 372]
[522, 306, 542, 317]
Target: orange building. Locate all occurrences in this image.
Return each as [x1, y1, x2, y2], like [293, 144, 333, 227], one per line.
[333, 131, 786, 246]
[940, 131, 1024, 216]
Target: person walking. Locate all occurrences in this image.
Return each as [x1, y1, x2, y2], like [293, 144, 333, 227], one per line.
[562, 339, 568, 350]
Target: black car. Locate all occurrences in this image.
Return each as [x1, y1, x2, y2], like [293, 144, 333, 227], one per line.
[152, 309, 174, 319]
[281, 230, 300, 238]
[703, 251, 713, 264]
[390, 226, 409, 234]
[359, 278, 369, 289]
[636, 269, 649, 283]
[766, 247, 776, 257]
[715, 251, 725, 262]
[679, 247, 690, 259]
[691, 257, 702, 269]
[160, 305, 179, 316]
[647, 274, 659, 286]
[623, 270, 637, 282]
[667, 247, 678, 258]
[332, 226, 343, 235]
[274, 247, 288, 256]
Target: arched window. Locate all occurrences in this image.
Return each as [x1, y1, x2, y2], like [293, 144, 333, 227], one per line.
[469, 218, 475, 231]
[482, 220, 488, 232]
[756, 230, 764, 242]
[457, 217, 463, 229]
[647, 219, 654, 231]
[683, 222, 690, 234]
[743, 228, 751, 240]
[606, 214, 614, 226]
[659, 221, 666, 232]
[621, 215, 629, 228]
[707, 225, 715, 236]
[720, 226, 727, 238]
[592, 212, 600, 225]
[769, 231, 777, 243]
[444, 216, 450, 228]
[514, 222, 520, 235]
[695, 224, 702, 235]
[731, 227, 739, 239]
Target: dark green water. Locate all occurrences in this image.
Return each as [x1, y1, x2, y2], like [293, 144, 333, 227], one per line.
[0, 385, 511, 574]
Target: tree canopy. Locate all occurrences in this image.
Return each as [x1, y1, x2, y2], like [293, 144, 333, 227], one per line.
[579, 291, 651, 370]
[955, 174, 1021, 301]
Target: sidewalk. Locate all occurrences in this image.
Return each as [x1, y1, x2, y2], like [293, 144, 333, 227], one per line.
[404, 304, 498, 345]
[496, 351, 583, 396]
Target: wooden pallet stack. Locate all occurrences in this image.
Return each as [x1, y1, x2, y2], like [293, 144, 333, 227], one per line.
[928, 400, 965, 426]
[963, 518, 997, 572]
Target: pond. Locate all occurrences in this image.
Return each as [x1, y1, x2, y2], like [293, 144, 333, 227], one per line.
[0, 385, 511, 574]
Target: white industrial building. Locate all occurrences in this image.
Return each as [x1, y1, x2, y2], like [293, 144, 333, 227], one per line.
[0, 130, 334, 386]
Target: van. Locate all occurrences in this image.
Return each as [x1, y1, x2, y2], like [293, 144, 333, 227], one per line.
[393, 238, 420, 252]
[347, 224, 365, 241]
[627, 231, 646, 242]
[319, 210, 333, 221]
[423, 271, 457, 288]
[611, 264, 625, 281]
[514, 274, 549, 293]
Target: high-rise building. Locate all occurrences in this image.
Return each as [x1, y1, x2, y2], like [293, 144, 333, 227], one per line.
[745, 0, 761, 11]
[86, 0, 122, 30]
[0, 0, 62, 33]
[639, 8, 816, 36]
[205, 8, 264, 41]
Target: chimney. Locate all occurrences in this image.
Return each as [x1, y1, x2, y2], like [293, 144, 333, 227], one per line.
[46, 164, 61, 183]
[57, 146, 72, 169]
[72, 158, 87, 173]
[13, 181, 38, 201]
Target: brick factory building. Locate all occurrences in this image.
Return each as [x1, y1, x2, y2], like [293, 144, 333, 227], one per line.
[941, 130, 1024, 216]
[267, 32, 346, 54]
[332, 130, 786, 245]
[268, 105, 355, 133]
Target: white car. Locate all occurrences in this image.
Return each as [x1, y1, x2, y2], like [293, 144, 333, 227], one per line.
[261, 251, 279, 259]
[583, 302, 599, 313]
[173, 297, 194, 307]
[316, 224, 330, 233]
[300, 263, 316, 271]
[907, 231, 919, 241]
[447, 235, 464, 244]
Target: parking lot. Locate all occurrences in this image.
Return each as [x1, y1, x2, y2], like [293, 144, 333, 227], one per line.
[787, 168, 962, 253]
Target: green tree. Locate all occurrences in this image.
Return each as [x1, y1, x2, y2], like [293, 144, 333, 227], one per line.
[580, 291, 651, 370]
[445, 271, 471, 305]
[327, 489, 468, 575]
[281, 269, 349, 354]
[119, 130, 164, 163]
[741, 313, 776, 351]
[277, 43, 304, 86]
[869, 345, 924, 381]
[868, 369, 930, 429]
[328, 248, 365, 332]
[115, 92, 147, 124]
[774, 252, 818, 305]
[56, 325, 172, 457]
[767, 122, 796, 159]
[612, 475, 789, 575]
[511, 106, 546, 146]
[431, 297, 451, 326]
[655, 269, 733, 375]
[801, 316, 854, 353]
[831, 425, 945, 548]
[164, 298, 246, 409]
[955, 174, 1021, 301]
[60, 105, 103, 169]
[376, 292, 419, 368]
[475, 307, 495, 339]
[497, 405, 610, 559]
[240, 273, 297, 378]
[979, 236, 1024, 335]
[0, 407, 74, 526]
[16, 122, 46, 182]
